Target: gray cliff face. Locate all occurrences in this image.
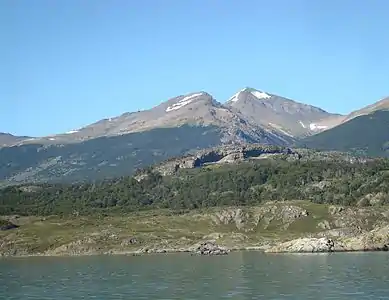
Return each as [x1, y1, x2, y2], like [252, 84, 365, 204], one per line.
[144, 144, 367, 177]
[150, 144, 296, 176]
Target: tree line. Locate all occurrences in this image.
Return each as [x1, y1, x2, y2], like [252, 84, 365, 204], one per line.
[1, 159, 389, 216]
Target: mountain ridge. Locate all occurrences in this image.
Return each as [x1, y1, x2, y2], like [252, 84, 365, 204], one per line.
[3, 90, 389, 146]
[226, 87, 342, 137]
[1, 88, 388, 185]
[300, 110, 389, 157]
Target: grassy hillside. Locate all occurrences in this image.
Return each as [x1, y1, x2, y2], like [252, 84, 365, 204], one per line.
[1, 201, 388, 256]
[300, 110, 389, 157]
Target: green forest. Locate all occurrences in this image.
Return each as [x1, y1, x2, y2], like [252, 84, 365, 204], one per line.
[1, 158, 389, 216]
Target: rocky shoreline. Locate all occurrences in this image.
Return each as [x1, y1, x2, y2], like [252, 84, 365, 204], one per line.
[1, 202, 389, 258]
[1, 233, 388, 258]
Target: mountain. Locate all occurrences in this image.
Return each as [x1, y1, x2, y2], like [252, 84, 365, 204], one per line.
[0, 125, 226, 186]
[301, 109, 389, 157]
[0, 91, 295, 186]
[340, 97, 389, 124]
[2, 88, 387, 186]
[16, 91, 290, 146]
[226, 87, 342, 137]
[0, 133, 31, 147]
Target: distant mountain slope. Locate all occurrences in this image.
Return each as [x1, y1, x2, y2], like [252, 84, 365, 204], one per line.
[14, 91, 291, 146]
[341, 97, 389, 124]
[300, 110, 389, 157]
[0, 133, 31, 147]
[0, 91, 304, 186]
[0, 125, 226, 186]
[226, 87, 342, 137]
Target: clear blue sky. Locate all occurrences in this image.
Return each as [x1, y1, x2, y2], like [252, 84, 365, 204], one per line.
[1, 0, 388, 137]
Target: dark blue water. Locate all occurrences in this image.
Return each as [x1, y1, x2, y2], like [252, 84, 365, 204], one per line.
[1, 252, 388, 299]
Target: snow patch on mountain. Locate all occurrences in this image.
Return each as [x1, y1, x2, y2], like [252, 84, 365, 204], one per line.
[310, 123, 328, 131]
[251, 90, 271, 99]
[65, 130, 79, 134]
[166, 93, 203, 112]
[228, 89, 246, 102]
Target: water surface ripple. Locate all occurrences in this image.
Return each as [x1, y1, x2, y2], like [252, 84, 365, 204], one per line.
[1, 252, 388, 299]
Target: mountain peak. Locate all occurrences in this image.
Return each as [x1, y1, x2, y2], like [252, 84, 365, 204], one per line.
[226, 88, 338, 137]
[228, 87, 271, 103]
[165, 92, 210, 113]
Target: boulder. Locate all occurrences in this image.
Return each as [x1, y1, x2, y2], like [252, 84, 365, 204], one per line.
[0, 220, 19, 231]
[317, 220, 331, 230]
[192, 241, 229, 256]
[121, 237, 139, 247]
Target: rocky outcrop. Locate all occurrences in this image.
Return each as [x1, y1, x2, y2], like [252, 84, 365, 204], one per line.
[212, 209, 247, 230]
[153, 144, 295, 175]
[138, 144, 367, 178]
[191, 241, 229, 256]
[339, 225, 389, 251]
[0, 220, 19, 231]
[266, 237, 335, 253]
[210, 205, 309, 231]
[120, 237, 139, 247]
[266, 225, 389, 253]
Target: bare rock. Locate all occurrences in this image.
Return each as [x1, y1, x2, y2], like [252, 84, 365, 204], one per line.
[341, 225, 389, 251]
[317, 227, 362, 238]
[191, 241, 229, 256]
[266, 237, 335, 253]
[203, 233, 223, 240]
[213, 209, 247, 230]
[280, 206, 309, 223]
[0, 220, 19, 231]
[267, 225, 389, 253]
[317, 220, 331, 230]
[121, 237, 139, 247]
[328, 206, 344, 215]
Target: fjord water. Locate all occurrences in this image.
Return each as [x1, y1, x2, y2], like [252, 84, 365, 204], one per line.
[1, 252, 388, 300]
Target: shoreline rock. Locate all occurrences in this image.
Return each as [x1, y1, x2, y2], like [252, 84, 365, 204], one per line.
[191, 241, 230, 256]
[265, 225, 389, 253]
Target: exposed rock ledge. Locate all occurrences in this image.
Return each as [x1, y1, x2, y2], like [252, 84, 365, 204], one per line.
[266, 225, 389, 253]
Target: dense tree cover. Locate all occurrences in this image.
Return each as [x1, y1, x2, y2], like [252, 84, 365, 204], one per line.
[1, 159, 389, 216]
[300, 110, 389, 157]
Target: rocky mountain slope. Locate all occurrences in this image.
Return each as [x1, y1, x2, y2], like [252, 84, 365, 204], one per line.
[301, 110, 389, 157]
[341, 96, 389, 124]
[226, 88, 342, 137]
[0, 125, 226, 186]
[1, 89, 388, 185]
[0, 91, 299, 186]
[10, 91, 291, 147]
